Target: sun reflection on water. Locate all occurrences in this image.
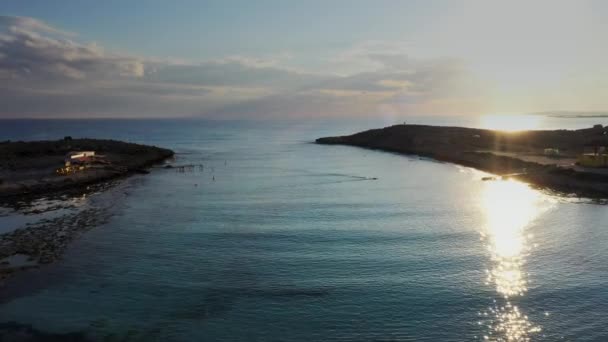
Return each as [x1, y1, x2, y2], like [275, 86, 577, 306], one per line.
[478, 179, 553, 341]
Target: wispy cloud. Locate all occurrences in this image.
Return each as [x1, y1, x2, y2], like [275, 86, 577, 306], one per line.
[0, 15, 76, 37]
[0, 19, 143, 80]
[0, 16, 483, 118]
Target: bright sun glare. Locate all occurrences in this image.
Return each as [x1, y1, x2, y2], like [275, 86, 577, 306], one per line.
[479, 179, 553, 341]
[479, 114, 542, 132]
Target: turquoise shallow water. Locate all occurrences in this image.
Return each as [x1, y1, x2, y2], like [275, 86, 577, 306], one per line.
[1, 118, 608, 341]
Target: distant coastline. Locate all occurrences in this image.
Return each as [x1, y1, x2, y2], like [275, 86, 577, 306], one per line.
[533, 111, 608, 118]
[317, 124, 608, 200]
[548, 115, 608, 119]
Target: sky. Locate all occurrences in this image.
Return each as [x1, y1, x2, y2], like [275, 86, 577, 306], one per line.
[1, 0, 607, 119]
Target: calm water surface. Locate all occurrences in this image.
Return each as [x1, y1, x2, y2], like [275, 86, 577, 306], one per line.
[0, 117, 607, 341]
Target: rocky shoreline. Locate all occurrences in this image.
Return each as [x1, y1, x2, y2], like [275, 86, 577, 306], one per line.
[317, 124, 608, 199]
[0, 138, 174, 283]
[0, 179, 125, 284]
[0, 206, 113, 282]
[0, 138, 174, 198]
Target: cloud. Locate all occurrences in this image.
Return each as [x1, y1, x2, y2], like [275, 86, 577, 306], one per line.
[207, 51, 483, 118]
[0, 17, 273, 117]
[0, 16, 484, 118]
[144, 60, 327, 89]
[0, 15, 76, 37]
[0, 82, 215, 118]
[0, 24, 144, 80]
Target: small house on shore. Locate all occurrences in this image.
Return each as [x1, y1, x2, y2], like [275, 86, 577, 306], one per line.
[57, 151, 99, 175]
[64, 151, 95, 166]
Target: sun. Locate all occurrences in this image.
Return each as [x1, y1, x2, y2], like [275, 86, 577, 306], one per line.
[479, 114, 542, 132]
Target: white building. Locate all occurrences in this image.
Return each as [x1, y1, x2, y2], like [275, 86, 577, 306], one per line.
[65, 151, 96, 166]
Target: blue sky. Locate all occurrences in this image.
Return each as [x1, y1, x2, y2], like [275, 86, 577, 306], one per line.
[1, 1, 607, 118]
[0, 1, 437, 63]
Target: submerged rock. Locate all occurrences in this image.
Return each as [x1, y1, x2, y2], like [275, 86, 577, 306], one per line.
[0, 206, 112, 282]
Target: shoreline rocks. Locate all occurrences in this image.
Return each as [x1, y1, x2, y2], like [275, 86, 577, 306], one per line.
[0, 206, 113, 282]
[0, 138, 174, 283]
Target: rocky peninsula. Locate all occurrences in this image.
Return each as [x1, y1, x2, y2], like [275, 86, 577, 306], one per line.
[0, 138, 174, 198]
[0, 138, 173, 282]
[317, 124, 608, 199]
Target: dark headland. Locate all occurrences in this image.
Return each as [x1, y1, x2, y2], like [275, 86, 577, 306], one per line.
[0, 138, 174, 198]
[317, 124, 608, 199]
[0, 138, 173, 282]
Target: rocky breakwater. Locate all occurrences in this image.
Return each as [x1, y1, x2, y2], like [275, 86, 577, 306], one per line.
[317, 124, 608, 199]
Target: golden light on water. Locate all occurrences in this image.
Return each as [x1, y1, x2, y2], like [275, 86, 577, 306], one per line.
[479, 114, 542, 132]
[481, 180, 548, 297]
[484, 302, 542, 342]
[478, 179, 553, 341]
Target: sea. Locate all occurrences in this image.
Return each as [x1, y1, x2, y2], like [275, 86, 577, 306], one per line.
[0, 115, 607, 341]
